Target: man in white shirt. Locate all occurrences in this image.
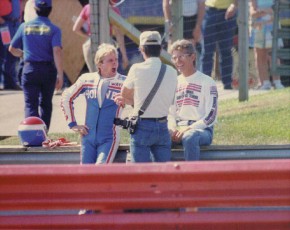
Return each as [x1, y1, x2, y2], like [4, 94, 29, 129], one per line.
[168, 39, 218, 161]
[114, 31, 177, 163]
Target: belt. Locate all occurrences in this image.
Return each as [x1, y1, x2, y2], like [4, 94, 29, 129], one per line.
[206, 6, 227, 11]
[139, 116, 167, 122]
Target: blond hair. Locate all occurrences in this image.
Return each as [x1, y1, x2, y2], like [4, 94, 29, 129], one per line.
[94, 43, 118, 69]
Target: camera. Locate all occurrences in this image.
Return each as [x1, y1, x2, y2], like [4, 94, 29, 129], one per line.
[114, 116, 138, 134]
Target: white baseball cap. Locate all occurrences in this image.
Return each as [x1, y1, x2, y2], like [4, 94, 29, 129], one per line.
[139, 31, 161, 46]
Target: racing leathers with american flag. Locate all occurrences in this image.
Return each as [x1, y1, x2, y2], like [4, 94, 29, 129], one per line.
[61, 72, 126, 164]
[61, 43, 126, 164]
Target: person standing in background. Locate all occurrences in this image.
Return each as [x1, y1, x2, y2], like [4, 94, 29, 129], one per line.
[201, 0, 237, 90]
[0, 0, 12, 89]
[162, 0, 205, 69]
[249, 0, 284, 90]
[0, 0, 22, 90]
[9, 0, 63, 130]
[73, 1, 128, 74]
[15, 0, 37, 87]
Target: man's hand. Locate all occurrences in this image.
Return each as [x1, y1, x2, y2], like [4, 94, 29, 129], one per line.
[225, 3, 237, 20]
[55, 73, 63, 91]
[120, 86, 134, 106]
[170, 130, 180, 142]
[171, 130, 183, 143]
[122, 55, 129, 70]
[71, 125, 89, 136]
[193, 26, 202, 44]
[114, 93, 125, 107]
[164, 20, 174, 43]
[171, 127, 190, 143]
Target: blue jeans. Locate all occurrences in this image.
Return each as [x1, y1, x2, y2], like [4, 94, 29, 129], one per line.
[81, 137, 118, 164]
[0, 21, 20, 89]
[201, 7, 237, 89]
[178, 127, 214, 161]
[22, 62, 57, 130]
[130, 119, 171, 163]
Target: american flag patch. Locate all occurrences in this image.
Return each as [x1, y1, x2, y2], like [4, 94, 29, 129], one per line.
[187, 83, 201, 92]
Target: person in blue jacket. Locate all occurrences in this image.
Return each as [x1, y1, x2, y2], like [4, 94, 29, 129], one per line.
[1, 0, 22, 90]
[9, 0, 63, 130]
[61, 43, 126, 164]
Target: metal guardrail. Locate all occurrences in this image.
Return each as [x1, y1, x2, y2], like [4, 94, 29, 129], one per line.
[0, 144, 289, 164]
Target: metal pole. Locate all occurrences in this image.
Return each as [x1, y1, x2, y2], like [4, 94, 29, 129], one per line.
[89, 0, 99, 72]
[99, 0, 110, 44]
[238, 0, 249, 101]
[171, 0, 183, 43]
[271, 0, 279, 76]
[89, 0, 110, 71]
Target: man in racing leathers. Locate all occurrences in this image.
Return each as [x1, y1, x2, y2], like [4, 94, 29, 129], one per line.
[61, 43, 126, 164]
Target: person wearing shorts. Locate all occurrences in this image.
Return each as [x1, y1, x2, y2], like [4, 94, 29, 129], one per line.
[249, 0, 284, 90]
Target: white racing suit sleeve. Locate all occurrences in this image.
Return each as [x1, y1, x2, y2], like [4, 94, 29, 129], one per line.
[60, 75, 90, 129]
[189, 82, 218, 130]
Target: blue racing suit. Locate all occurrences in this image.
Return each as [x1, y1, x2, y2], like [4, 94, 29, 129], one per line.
[61, 72, 126, 164]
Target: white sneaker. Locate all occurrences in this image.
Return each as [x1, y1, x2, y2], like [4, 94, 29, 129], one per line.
[259, 84, 271, 90]
[274, 83, 285, 90]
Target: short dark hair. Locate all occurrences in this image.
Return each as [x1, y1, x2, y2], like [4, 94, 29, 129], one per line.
[78, 0, 89, 7]
[143, 45, 161, 57]
[35, 7, 52, 17]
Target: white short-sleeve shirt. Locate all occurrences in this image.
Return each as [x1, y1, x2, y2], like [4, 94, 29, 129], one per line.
[123, 57, 178, 118]
[183, 0, 205, 17]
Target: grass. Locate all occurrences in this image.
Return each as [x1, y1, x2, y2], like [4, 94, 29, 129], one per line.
[214, 87, 290, 145]
[0, 88, 289, 146]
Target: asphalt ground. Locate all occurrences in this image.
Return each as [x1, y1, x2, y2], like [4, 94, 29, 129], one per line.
[0, 81, 267, 136]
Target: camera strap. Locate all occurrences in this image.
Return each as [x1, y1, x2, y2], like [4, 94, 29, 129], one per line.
[138, 63, 167, 116]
